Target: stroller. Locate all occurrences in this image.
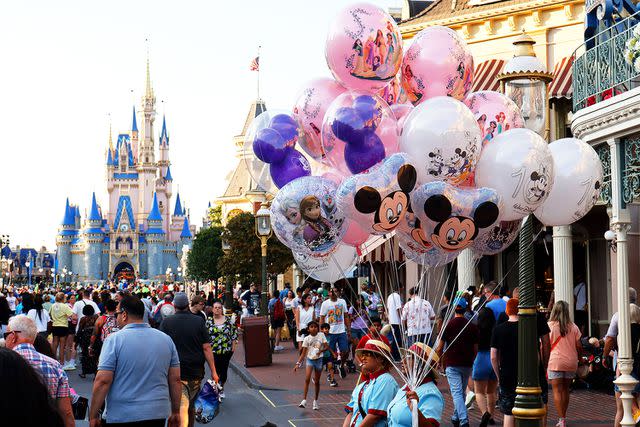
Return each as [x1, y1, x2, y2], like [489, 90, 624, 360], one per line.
[573, 337, 615, 395]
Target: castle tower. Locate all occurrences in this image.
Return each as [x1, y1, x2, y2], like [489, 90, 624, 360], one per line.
[131, 106, 139, 161]
[137, 57, 158, 228]
[106, 125, 115, 193]
[84, 193, 105, 280]
[146, 192, 165, 279]
[157, 115, 172, 233]
[56, 198, 76, 275]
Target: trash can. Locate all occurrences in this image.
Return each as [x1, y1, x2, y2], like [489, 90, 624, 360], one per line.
[242, 316, 272, 367]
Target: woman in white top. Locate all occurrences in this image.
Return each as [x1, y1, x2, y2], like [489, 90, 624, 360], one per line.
[295, 293, 316, 354]
[283, 290, 298, 349]
[27, 294, 50, 337]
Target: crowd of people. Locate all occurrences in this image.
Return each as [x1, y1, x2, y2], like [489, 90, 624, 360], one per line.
[0, 277, 634, 427]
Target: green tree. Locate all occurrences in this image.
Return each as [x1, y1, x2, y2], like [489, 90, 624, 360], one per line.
[186, 226, 223, 281]
[218, 212, 293, 285]
[207, 205, 223, 227]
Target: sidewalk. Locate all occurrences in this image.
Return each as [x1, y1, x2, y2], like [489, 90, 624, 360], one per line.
[231, 335, 617, 426]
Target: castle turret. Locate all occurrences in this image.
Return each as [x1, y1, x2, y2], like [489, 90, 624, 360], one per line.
[106, 125, 115, 192]
[131, 106, 139, 161]
[137, 56, 158, 228]
[56, 198, 75, 276]
[84, 193, 105, 280]
[146, 193, 165, 279]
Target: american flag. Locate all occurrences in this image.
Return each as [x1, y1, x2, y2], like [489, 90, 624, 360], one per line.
[250, 56, 259, 71]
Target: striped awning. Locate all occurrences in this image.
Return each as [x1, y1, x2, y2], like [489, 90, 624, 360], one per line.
[471, 59, 505, 92]
[360, 233, 404, 264]
[549, 56, 574, 99]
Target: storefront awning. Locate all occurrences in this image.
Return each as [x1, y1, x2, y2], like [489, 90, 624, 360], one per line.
[471, 59, 505, 92]
[360, 233, 404, 264]
[549, 56, 574, 99]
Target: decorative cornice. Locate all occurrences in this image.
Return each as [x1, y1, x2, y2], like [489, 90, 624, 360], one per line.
[572, 89, 640, 142]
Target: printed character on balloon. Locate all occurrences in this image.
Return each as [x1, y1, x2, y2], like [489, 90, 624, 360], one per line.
[524, 164, 551, 204]
[299, 195, 340, 251]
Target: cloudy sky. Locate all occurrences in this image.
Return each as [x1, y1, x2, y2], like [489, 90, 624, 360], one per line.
[0, 0, 400, 250]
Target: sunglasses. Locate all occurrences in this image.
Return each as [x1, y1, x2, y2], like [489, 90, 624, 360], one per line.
[3, 330, 20, 339]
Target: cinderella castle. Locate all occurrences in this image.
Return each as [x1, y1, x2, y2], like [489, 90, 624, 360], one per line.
[56, 60, 195, 282]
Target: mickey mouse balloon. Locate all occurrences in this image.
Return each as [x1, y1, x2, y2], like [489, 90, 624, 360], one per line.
[474, 128, 554, 221]
[271, 176, 347, 256]
[337, 153, 417, 236]
[534, 138, 604, 226]
[410, 181, 502, 254]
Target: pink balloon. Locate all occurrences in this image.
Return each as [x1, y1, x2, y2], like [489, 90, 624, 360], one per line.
[325, 3, 403, 93]
[321, 91, 399, 176]
[390, 103, 414, 134]
[342, 221, 370, 247]
[293, 78, 347, 160]
[463, 91, 525, 147]
[377, 74, 408, 106]
[401, 26, 474, 105]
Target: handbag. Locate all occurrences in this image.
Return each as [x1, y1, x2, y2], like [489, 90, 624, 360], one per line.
[194, 380, 220, 424]
[72, 396, 88, 420]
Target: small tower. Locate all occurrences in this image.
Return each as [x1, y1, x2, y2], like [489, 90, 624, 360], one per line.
[137, 56, 158, 228]
[131, 106, 139, 161]
[146, 193, 165, 279]
[158, 115, 170, 177]
[56, 198, 76, 276]
[106, 125, 115, 192]
[84, 193, 105, 280]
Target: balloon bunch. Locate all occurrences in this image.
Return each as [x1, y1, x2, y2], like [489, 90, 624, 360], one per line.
[243, 2, 603, 279]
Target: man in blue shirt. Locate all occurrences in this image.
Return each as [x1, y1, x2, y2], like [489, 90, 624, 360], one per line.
[89, 295, 182, 427]
[484, 281, 507, 321]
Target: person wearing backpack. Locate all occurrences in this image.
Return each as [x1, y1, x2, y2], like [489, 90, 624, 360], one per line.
[269, 289, 286, 351]
[153, 293, 176, 326]
[90, 299, 119, 359]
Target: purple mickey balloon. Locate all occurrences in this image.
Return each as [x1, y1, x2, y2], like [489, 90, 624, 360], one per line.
[344, 130, 385, 174]
[353, 95, 380, 130]
[270, 147, 311, 188]
[331, 107, 365, 145]
[269, 114, 299, 144]
[253, 128, 286, 164]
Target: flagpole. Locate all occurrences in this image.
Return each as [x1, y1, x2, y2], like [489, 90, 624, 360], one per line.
[257, 45, 261, 100]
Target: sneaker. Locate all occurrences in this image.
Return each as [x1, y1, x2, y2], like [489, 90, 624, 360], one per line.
[274, 345, 284, 351]
[339, 365, 346, 378]
[465, 391, 475, 409]
[63, 362, 75, 371]
[330, 379, 338, 387]
[555, 419, 566, 427]
[299, 399, 307, 408]
[326, 374, 332, 383]
[313, 400, 319, 410]
[479, 412, 491, 427]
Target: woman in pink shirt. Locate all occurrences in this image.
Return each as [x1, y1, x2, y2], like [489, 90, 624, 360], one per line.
[547, 301, 583, 427]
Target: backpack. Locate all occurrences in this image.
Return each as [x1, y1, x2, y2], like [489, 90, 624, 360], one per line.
[101, 315, 119, 342]
[273, 299, 286, 322]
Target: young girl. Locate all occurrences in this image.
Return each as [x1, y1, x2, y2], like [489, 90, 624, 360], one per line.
[295, 321, 335, 410]
[299, 195, 332, 246]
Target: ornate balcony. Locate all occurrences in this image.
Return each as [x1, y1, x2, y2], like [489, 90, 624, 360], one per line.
[623, 135, 640, 205]
[573, 11, 640, 112]
[594, 143, 612, 205]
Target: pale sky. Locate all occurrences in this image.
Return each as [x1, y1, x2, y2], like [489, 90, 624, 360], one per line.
[0, 0, 401, 250]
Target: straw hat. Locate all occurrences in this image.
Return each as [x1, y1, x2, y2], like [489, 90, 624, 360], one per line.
[402, 342, 440, 378]
[355, 339, 393, 360]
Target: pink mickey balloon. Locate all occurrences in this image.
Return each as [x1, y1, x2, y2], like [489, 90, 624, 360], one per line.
[293, 78, 347, 160]
[326, 2, 403, 93]
[463, 91, 525, 147]
[401, 26, 474, 105]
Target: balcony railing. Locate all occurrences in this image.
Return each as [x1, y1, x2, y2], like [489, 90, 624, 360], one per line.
[573, 10, 640, 111]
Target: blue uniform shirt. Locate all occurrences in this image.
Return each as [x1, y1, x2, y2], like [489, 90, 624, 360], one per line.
[98, 322, 180, 423]
[346, 371, 398, 427]
[387, 381, 444, 427]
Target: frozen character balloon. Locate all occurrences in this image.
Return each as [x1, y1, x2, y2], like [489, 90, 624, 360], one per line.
[534, 138, 604, 226]
[411, 181, 502, 254]
[322, 91, 399, 175]
[474, 128, 554, 221]
[400, 96, 482, 186]
[271, 176, 348, 256]
[293, 78, 347, 160]
[326, 3, 403, 93]
[401, 26, 474, 105]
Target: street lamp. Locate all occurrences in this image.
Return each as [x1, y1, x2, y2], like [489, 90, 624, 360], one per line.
[221, 232, 234, 316]
[497, 31, 552, 427]
[254, 202, 272, 316]
[25, 261, 31, 287]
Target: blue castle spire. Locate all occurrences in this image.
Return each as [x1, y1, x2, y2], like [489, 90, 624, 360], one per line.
[165, 165, 173, 181]
[160, 115, 169, 145]
[88, 193, 101, 221]
[174, 193, 183, 216]
[132, 106, 138, 133]
[107, 148, 114, 166]
[180, 217, 192, 238]
[61, 198, 75, 226]
[148, 193, 163, 222]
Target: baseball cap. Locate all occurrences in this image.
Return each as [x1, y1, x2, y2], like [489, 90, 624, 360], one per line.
[454, 296, 468, 309]
[173, 292, 189, 309]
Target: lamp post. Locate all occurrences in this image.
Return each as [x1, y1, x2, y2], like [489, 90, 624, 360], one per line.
[26, 261, 31, 287]
[254, 202, 272, 316]
[221, 233, 234, 316]
[497, 32, 552, 427]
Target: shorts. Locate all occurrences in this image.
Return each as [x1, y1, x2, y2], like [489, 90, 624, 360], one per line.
[497, 386, 516, 416]
[547, 370, 575, 380]
[472, 351, 497, 381]
[270, 318, 285, 329]
[322, 355, 333, 367]
[328, 332, 349, 353]
[306, 358, 323, 372]
[351, 328, 367, 341]
[52, 326, 69, 337]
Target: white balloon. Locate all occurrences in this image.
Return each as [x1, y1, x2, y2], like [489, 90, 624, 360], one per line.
[293, 244, 358, 284]
[534, 138, 604, 226]
[399, 96, 482, 186]
[474, 128, 554, 221]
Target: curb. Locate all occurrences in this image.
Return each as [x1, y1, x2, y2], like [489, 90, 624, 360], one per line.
[229, 359, 285, 391]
